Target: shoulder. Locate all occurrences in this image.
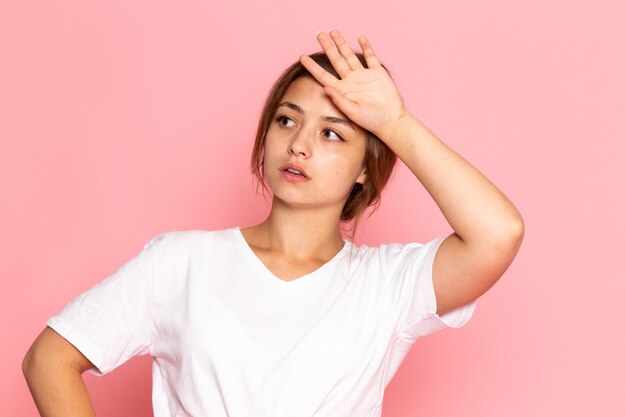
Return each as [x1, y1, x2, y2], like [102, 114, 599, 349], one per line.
[143, 227, 238, 255]
[348, 236, 445, 267]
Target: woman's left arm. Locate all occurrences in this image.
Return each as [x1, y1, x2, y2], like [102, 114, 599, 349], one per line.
[378, 109, 524, 316]
[302, 31, 524, 315]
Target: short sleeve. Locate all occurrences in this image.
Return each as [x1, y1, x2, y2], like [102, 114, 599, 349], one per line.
[46, 234, 165, 376]
[394, 235, 476, 341]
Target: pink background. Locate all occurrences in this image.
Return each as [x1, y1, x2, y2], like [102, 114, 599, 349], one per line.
[2, 0, 625, 415]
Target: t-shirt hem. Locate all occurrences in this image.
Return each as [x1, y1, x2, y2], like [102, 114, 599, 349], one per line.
[424, 235, 477, 329]
[424, 235, 476, 329]
[397, 234, 477, 340]
[46, 315, 108, 376]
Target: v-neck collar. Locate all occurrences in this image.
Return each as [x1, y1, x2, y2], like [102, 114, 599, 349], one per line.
[232, 226, 351, 289]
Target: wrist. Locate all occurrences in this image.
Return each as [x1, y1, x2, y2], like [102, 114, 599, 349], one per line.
[377, 109, 416, 143]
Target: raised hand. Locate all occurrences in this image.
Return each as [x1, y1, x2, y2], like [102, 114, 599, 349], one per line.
[299, 30, 409, 142]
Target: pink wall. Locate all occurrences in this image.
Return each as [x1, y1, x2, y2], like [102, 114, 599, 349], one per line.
[3, 0, 625, 415]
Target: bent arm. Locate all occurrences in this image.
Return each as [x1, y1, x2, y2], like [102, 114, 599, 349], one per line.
[22, 326, 97, 417]
[296, 30, 523, 315]
[383, 115, 524, 315]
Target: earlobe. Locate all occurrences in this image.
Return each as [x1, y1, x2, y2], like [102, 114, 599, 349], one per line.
[356, 169, 367, 185]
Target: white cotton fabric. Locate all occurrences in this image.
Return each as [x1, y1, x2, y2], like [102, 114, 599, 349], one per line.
[47, 227, 476, 417]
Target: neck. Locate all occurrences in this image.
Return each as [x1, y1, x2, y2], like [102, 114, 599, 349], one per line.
[242, 197, 346, 262]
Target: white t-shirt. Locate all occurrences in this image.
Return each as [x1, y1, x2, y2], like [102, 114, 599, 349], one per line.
[47, 227, 476, 417]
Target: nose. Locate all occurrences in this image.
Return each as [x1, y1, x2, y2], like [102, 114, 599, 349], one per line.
[288, 126, 312, 158]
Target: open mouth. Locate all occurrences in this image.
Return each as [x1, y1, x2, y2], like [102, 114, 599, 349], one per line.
[279, 163, 309, 179]
[283, 168, 307, 177]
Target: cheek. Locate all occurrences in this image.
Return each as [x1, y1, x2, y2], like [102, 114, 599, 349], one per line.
[262, 136, 280, 165]
[261, 138, 285, 184]
[329, 154, 364, 183]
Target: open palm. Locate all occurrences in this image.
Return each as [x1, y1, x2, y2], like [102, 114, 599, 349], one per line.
[300, 31, 408, 141]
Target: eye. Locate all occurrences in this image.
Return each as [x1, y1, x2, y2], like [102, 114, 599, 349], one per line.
[276, 115, 295, 127]
[322, 128, 345, 142]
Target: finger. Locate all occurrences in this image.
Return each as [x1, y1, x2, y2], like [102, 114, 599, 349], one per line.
[357, 35, 382, 69]
[324, 85, 360, 121]
[316, 31, 352, 78]
[300, 55, 340, 88]
[329, 30, 364, 71]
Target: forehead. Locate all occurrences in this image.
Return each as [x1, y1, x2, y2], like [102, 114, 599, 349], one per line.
[280, 77, 339, 114]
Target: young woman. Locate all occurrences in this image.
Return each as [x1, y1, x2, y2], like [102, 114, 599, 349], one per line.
[23, 31, 524, 417]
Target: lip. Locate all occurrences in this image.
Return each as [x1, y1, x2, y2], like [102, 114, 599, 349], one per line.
[278, 162, 310, 179]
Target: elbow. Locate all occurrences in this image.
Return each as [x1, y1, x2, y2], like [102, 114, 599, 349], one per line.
[494, 216, 524, 259]
[478, 215, 524, 255]
[494, 208, 524, 246]
[495, 216, 524, 252]
[507, 215, 525, 245]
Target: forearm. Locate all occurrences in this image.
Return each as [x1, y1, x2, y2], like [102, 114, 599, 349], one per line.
[383, 113, 523, 244]
[23, 359, 97, 417]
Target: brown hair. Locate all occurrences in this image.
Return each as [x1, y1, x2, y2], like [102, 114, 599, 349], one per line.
[250, 52, 398, 240]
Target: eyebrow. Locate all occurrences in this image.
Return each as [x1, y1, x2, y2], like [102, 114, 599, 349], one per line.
[278, 101, 356, 131]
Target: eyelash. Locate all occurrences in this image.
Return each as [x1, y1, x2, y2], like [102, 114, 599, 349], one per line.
[274, 115, 345, 142]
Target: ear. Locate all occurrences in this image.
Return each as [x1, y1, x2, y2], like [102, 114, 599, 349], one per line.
[356, 168, 367, 185]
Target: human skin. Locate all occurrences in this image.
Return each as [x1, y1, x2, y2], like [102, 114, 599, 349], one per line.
[240, 75, 371, 281]
[264, 77, 368, 213]
[23, 30, 524, 415]
[23, 326, 97, 417]
[298, 30, 524, 314]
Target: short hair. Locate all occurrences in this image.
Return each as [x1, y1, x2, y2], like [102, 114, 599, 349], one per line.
[250, 52, 398, 239]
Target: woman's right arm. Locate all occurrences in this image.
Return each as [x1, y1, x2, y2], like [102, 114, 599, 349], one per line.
[22, 326, 97, 417]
